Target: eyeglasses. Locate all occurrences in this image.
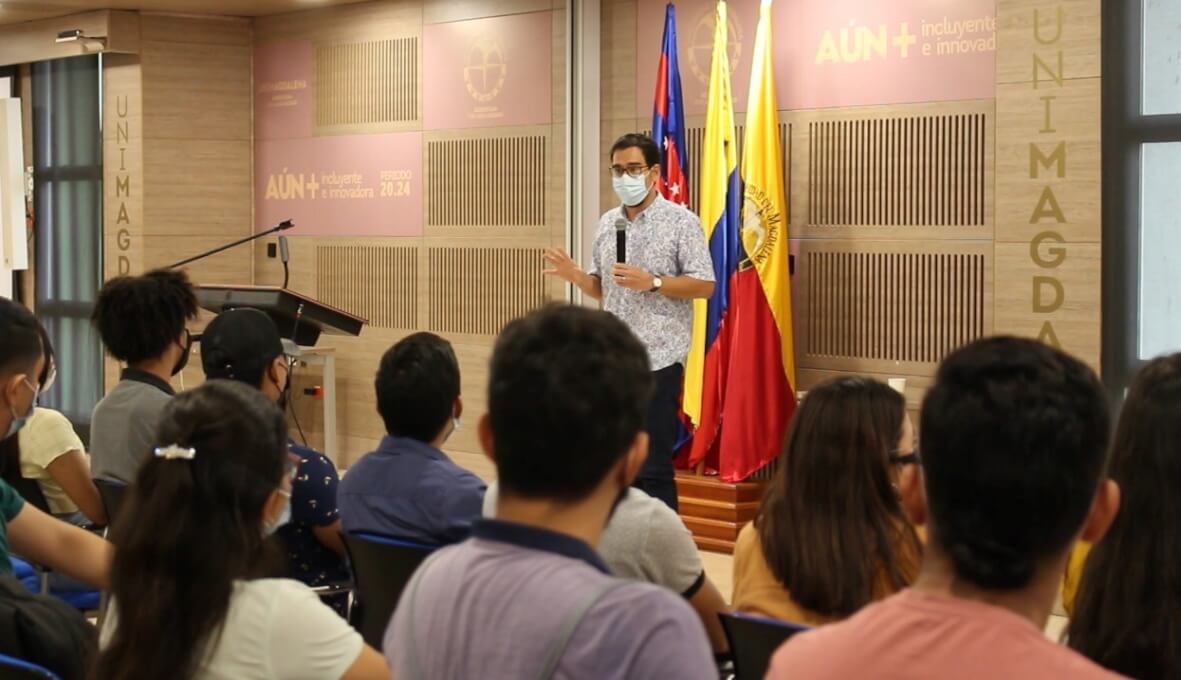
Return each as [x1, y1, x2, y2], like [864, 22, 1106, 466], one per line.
[608, 165, 651, 178]
[889, 447, 920, 466]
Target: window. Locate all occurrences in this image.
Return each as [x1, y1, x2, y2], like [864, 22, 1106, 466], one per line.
[31, 56, 104, 427]
[1103, 0, 1181, 396]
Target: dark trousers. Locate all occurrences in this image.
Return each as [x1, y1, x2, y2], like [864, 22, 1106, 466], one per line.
[633, 363, 683, 512]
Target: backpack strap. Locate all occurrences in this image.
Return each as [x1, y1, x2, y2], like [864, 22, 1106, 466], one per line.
[398, 550, 446, 680]
[535, 579, 630, 680]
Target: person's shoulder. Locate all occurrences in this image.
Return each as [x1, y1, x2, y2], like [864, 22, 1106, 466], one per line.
[593, 579, 699, 627]
[289, 441, 335, 470]
[597, 206, 624, 230]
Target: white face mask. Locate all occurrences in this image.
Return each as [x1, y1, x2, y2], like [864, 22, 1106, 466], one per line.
[613, 173, 652, 207]
[264, 489, 292, 536]
[4, 379, 37, 441]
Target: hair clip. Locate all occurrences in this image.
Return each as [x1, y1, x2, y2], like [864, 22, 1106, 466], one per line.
[154, 444, 197, 461]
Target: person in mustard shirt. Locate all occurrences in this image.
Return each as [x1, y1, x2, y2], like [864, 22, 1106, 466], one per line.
[733, 377, 922, 626]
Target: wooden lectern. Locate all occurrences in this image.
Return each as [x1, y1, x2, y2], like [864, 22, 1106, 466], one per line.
[194, 285, 366, 346]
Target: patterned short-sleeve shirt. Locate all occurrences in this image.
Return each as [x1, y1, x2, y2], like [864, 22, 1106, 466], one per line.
[276, 442, 349, 615]
[589, 196, 715, 371]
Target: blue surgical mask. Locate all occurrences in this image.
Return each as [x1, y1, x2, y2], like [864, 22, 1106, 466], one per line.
[4, 379, 38, 441]
[612, 173, 651, 207]
[264, 489, 292, 536]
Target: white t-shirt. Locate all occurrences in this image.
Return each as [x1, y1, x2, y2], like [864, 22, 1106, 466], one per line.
[18, 407, 86, 514]
[482, 484, 705, 595]
[101, 578, 364, 680]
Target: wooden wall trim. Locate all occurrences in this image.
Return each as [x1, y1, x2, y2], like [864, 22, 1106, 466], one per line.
[0, 10, 140, 67]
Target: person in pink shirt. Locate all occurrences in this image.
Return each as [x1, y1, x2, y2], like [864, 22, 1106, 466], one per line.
[767, 337, 1125, 680]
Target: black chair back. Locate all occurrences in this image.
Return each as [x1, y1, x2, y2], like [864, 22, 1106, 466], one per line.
[0, 652, 61, 679]
[93, 479, 128, 531]
[341, 532, 435, 648]
[720, 612, 810, 680]
[9, 478, 51, 514]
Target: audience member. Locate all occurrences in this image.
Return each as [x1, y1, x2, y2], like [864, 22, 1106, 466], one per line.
[385, 305, 714, 679]
[733, 377, 921, 625]
[90, 268, 197, 483]
[0, 324, 105, 525]
[200, 308, 349, 614]
[0, 297, 111, 587]
[96, 380, 388, 680]
[767, 337, 1123, 679]
[1068, 353, 1181, 679]
[339, 332, 485, 543]
[482, 482, 731, 654]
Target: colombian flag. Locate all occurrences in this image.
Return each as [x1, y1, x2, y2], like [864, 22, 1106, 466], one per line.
[717, 0, 797, 481]
[682, 1, 741, 468]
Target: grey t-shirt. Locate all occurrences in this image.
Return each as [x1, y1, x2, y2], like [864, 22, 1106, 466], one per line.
[90, 370, 174, 483]
[384, 519, 715, 680]
[483, 484, 705, 595]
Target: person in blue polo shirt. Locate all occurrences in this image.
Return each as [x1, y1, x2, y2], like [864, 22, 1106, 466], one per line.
[338, 332, 485, 543]
[384, 305, 713, 679]
[199, 308, 349, 615]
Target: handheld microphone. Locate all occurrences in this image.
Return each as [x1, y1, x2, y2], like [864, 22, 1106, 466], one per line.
[615, 218, 627, 263]
[278, 235, 291, 289]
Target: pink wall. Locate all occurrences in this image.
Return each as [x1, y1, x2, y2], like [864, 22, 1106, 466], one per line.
[636, 0, 996, 117]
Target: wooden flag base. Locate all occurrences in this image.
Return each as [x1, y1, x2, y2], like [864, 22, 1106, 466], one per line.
[675, 473, 766, 554]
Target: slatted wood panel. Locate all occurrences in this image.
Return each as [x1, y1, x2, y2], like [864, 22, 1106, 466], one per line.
[428, 247, 546, 335]
[426, 136, 547, 226]
[808, 114, 987, 227]
[642, 123, 789, 215]
[316, 245, 417, 329]
[806, 251, 987, 364]
[315, 37, 418, 126]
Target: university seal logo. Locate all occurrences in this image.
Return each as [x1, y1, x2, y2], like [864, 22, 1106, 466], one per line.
[741, 186, 781, 268]
[464, 38, 507, 103]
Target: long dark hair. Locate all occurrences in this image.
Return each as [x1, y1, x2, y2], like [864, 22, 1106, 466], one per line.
[755, 376, 921, 618]
[0, 324, 55, 486]
[95, 380, 287, 680]
[1067, 354, 1181, 679]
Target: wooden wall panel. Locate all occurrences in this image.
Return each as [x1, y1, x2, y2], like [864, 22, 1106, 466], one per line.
[795, 241, 993, 377]
[139, 15, 253, 285]
[427, 246, 547, 336]
[317, 245, 419, 329]
[787, 100, 994, 241]
[425, 132, 548, 228]
[315, 37, 420, 130]
[994, 0, 1101, 370]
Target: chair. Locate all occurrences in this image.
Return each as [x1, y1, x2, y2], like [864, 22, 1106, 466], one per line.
[8, 480, 101, 612]
[719, 612, 810, 680]
[93, 479, 128, 532]
[0, 652, 62, 679]
[341, 532, 436, 648]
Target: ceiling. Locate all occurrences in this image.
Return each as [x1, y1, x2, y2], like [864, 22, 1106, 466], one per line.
[0, 0, 372, 25]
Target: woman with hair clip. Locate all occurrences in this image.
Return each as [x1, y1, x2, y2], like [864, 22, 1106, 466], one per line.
[732, 377, 923, 626]
[1067, 353, 1181, 680]
[95, 380, 389, 680]
[0, 324, 106, 525]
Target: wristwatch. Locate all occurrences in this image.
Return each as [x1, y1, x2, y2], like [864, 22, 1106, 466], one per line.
[649, 276, 663, 293]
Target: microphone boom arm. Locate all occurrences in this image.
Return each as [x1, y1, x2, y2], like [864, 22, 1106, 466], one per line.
[166, 220, 294, 270]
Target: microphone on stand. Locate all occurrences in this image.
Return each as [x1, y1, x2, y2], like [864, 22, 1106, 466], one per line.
[166, 219, 295, 269]
[278, 235, 291, 289]
[615, 218, 627, 264]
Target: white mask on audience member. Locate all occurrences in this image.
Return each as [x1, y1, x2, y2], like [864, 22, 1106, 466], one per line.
[264, 489, 292, 536]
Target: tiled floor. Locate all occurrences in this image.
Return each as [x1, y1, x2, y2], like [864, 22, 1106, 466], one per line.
[451, 450, 1070, 641]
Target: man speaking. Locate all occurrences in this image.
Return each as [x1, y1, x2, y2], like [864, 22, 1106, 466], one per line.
[544, 133, 714, 511]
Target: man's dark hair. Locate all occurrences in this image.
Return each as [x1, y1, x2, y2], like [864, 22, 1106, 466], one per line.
[489, 304, 653, 501]
[0, 298, 41, 377]
[610, 133, 661, 168]
[375, 332, 460, 442]
[92, 269, 197, 364]
[920, 336, 1110, 590]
